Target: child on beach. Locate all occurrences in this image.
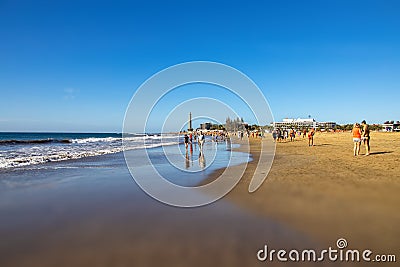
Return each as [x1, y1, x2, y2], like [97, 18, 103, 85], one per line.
[352, 123, 362, 156]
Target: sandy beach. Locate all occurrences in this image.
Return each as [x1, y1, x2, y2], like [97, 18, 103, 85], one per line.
[226, 131, 400, 255]
[0, 132, 399, 267]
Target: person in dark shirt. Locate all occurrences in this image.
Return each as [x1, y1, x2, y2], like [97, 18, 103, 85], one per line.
[184, 134, 190, 149]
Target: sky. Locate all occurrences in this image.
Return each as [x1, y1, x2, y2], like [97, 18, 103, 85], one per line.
[0, 0, 399, 132]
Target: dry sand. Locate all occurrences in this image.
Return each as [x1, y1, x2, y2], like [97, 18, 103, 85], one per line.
[221, 132, 400, 253]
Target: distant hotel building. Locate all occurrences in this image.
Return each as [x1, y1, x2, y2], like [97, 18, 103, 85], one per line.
[199, 122, 212, 130]
[382, 121, 400, 132]
[272, 118, 336, 130]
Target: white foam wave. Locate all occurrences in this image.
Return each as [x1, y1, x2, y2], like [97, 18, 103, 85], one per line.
[0, 138, 179, 169]
[69, 135, 179, 144]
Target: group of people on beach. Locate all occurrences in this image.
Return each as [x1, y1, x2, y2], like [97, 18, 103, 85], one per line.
[352, 120, 370, 156]
[272, 120, 371, 155]
[272, 128, 315, 146]
[183, 131, 206, 169]
[184, 131, 205, 151]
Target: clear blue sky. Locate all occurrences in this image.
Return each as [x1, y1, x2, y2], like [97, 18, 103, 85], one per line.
[1, 0, 399, 132]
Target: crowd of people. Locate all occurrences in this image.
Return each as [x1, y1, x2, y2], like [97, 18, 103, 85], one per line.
[271, 120, 372, 155]
[183, 131, 228, 150]
[272, 128, 315, 146]
[182, 120, 373, 160]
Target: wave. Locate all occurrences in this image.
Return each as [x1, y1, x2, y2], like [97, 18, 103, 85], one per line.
[0, 140, 179, 169]
[0, 139, 72, 145]
[0, 135, 178, 146]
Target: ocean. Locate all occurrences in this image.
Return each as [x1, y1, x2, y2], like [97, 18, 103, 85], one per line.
[0, 132, 179, 169]
[0, 132, 251, 189]
[0, 132, 251, 187]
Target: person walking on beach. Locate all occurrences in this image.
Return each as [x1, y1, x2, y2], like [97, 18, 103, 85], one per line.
[308, 128, 315, 146]
[361, 120, 370, 156]
[184, 134, 190, 149]
[277, 129, 282, 142]
[352, 123, 362, 156]
[272, 130, 277, 142]
[198, 131, 205, 151]
[289, 129, 295, 141]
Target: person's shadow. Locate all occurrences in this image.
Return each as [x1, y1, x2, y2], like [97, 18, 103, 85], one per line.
[368, 151, 393, 155]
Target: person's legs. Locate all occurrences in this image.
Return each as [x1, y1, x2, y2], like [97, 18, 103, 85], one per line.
[353, 142, 357, 156]
[356, 142, 361, 156]
[365, 138, 370, 155]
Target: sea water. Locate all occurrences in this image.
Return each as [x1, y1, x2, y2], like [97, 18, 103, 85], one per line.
[0, 133, 250, 188]
[0, 132, 179, 169]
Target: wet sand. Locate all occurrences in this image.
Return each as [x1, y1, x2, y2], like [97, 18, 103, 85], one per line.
[0, 147, 319, 267]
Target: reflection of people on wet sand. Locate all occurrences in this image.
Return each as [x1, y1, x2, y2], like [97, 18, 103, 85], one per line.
[352, 123, 362, 156]
[308, 128, 315, 146]
[199, 151, 206, 169]
[226, 137, 231, 150]
[361, 120, 370, 156]
[198, 131, 205, 151]
[185, 150, 190, 169]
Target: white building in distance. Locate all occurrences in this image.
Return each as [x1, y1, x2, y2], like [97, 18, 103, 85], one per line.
[272, 118, 336, 130]
[382, 121, 400, 132]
